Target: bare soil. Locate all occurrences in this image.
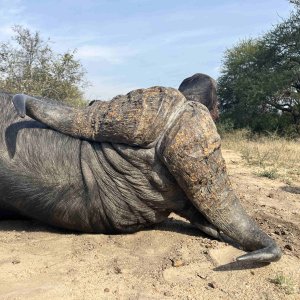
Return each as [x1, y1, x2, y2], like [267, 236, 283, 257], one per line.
[0, 149, 299, 300]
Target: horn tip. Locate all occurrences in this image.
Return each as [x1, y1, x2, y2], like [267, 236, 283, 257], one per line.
[12, 94, 27, 118]
[236, 244, 282, 263]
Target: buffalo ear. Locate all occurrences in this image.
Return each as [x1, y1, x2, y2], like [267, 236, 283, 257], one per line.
[179, 73, 219, 121]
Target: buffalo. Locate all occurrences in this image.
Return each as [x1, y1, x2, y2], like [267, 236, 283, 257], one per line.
[0, 74, 281, 263]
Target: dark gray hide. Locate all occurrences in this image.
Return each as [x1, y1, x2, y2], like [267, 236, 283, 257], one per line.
[1, 83, 281, 263]
[0, 92, 186, 233]
[179, 73, 219, 121]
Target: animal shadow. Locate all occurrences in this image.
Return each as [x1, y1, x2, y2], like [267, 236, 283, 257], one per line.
[281, 185, 300, 194]
[214, 261, 270, 272]
[0, 216, 207, 238]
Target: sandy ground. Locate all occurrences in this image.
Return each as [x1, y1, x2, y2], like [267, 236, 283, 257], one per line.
[0, 149, 299, 300]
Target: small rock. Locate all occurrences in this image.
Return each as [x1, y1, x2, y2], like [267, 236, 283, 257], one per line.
[208, 281, 217, 289]
[12, 259, 20, 264]
[274, 230, 281, 235]
[164, 291, 172, 297]
[171, 259, 184, 267]
[268, 193, 275, 198]
[104, 288, 110, 293]
[197, 274, 207, 279]
[114, 266, 122, 274]
[284, 244, 293, 251]
[250, 270, 255, 275]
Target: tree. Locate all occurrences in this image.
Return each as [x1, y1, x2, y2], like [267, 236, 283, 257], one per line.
[218, 2, 300, 135]
[289, 0, 300, 9]
[0, 26, 88, 106]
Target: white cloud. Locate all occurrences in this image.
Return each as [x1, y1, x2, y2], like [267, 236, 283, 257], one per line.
[0, 25, 14, 37]
[84, 75, 138, 101]
[0, 0, 25, 19]
[77, 45, 138, 64]
[162, 29, 215, 44]
[0, 0, 27, 40]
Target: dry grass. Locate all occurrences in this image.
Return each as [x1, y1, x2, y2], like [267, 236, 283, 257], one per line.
[270, 273, 296, 295]
[221, 130, 300, 184]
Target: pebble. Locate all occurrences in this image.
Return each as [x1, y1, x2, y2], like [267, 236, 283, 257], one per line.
[104, 288, 110, 293]
[12, 259, 20, 264]
[172, 259, 184, 267]
[284, 244, 293, 251]
[208, 281, 217, 289]
[197, 274, 208, 279]
[268, 193, 275, 198]
[274, 229, 287, 235]
[114, 266, 122, 274]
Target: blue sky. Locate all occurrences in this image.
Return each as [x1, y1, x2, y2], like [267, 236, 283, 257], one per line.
[0, 0, 292, 100]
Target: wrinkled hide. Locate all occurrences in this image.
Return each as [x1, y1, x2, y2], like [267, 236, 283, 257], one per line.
[1, 77, 282, 263]
[0, 92, 186, 232]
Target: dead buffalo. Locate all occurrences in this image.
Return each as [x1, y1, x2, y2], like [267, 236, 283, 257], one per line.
[0, 75, 281, 263]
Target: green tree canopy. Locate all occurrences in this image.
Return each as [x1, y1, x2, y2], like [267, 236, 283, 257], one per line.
[218, 1, 300, 135]
[0, 26, 88, 106]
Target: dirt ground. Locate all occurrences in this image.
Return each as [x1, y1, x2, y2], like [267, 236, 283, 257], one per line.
[0, 149, 299, 300]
